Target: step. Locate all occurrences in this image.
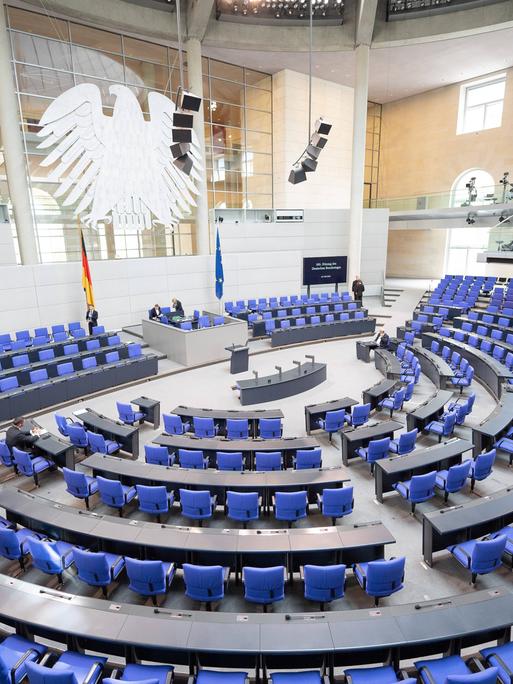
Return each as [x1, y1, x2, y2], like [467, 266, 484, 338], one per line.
[383, 288, 404, 294]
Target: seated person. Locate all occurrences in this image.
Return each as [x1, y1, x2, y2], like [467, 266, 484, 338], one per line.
[149, 304, 163, 320]
[172, 297, 185, 318]
[6, 416, 41, 452]
[376, 329, 390, 349]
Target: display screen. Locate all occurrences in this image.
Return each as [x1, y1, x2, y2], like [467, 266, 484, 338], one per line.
[302, 256, 347, 285]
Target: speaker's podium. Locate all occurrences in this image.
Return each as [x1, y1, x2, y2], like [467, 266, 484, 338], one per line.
[225, 344, 249, 374]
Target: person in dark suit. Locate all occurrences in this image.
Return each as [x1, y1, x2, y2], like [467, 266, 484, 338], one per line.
[375, 329, 390, 349]
[172, 298, 185, 317]
[352, 275, 365, 302]
[6, 417, 40, 452]
[86, 304, 98, 335]
[149, 304, 163, 320]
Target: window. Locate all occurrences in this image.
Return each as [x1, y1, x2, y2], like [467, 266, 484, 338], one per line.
[457, 75, 506, 135]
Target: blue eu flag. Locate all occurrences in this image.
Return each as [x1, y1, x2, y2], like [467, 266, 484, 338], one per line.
[215, 228, 224, 300]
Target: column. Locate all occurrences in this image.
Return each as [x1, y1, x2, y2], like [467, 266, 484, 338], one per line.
[0, 1, 38, 264]
[348, 43, 370, 280]
[186, 36, 210, 256]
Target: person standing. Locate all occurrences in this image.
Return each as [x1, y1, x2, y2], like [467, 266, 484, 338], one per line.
[171, 297, 185, 317]
[86, 304, 98, 335]
[352, 275, 365, 302]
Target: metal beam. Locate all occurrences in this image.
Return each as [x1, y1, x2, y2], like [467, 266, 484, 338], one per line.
[186, 0, 215, 40]
[356, 0, 379, 46]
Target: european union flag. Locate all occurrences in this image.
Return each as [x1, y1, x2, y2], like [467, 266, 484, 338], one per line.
[215, 227, 224, 300]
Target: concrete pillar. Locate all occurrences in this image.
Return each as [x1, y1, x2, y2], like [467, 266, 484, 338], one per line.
[186, 36, 210, 255]
[0, 1, 38, 264]
[348, 43, 370, 281]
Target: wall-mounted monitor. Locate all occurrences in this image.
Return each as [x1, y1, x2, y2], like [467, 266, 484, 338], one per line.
[302, 256, 347, 286]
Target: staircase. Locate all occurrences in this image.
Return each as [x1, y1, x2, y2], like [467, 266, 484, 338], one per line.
[382, 286, 404, 308]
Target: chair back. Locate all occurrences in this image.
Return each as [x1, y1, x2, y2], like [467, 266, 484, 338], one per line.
[443, 411, 458, 436]
[304, 564, 346, 603]
[105, 351, 119, 363]
[243, 566, 285, 604]
[117, 402, 135, 423]
[193, 416, 216, 437]
[163, 413, 186, 435]
[321, 487, 354, 517]
[430, 340, 440, 354]
[179, 449, 206, 469]
[25, 662, 76, 684]
[198, 316, 211, 328]
[473, 449, 495, 479]
[12, 354, 29, 367]
[471, 536, 507, 573]
[0, 528, 22, 560]
[409, 471, 437, 502]
[351, 403, 371, 426]
[55, 414, 70, 437]
[275, 491, 308, 520]
[30, 369, 48, 383]
[0, 377, 19, 391]
[87, 431, 108, 454]
[107, 335, 120, 346]
[179, 489, 212, 516]
[82, 357, 97, 370]
[226, 491, 259, 521]
[72, 328, 86, 338]
[26, 538, 62, 575]
[226, 418, 249, 440]
[12, 448, 33, 475]
[145, 445, 170, 466]
[324, 409, 346, 432]
[396, 344, 406, 361]
[63, 467, 90, 498]
[404, 382, 415, 401]
[73, 548, 111, 586]
[136, 485, 170, 514]
[259, 418, 282, 439]
[217, 451, 244, 471]
[393, 388, 406, 410]
[445, 460, 472, 492]
[365, 557, 405, 596]
[92, 325, 105, 334]
[86, 339, 101, 351]
[39, 349, 55, 361]
[67, 424, 88, 447]
[295, 448, 322, 469]
[52, 324, 65, 334]
[53, 332, 68, 342]
[0, 441, 13, 467]
[97, 476, 125, 507]
[56, 362, 73, 376]
[183, 563, 225, 602]
[126, 558, 167, 595]
[367, 437, 391, 463]
[255, 451, 282, 471]
[63, 344, 78, 355]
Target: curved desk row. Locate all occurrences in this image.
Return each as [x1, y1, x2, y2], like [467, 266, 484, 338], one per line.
[73, 408, 140, 458]
[362, 379, 398, 409]
[472, 390, 513, 457]
[405, 389, 453, 432]
[404, 345, 454, 389]
[0, 331, 111, 369]
[82, 453, 350, 510]
[236, 361, 327, 405]
[421, 332, 512, 399]
[419, 303, 464, 319]
[0, 488, 394, 581]
[270, 318, 375, 348]
[373, 349, 403, 380]
[0, 575, 511, 673]
[170, 405, 284, 438]
[252, 309, 367, 338]
[453, 315, 513, 338]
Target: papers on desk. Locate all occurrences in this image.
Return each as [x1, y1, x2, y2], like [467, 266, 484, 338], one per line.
[73, 409, 87, 416]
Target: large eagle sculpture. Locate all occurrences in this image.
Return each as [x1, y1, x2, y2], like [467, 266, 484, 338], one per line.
[37, 83, 202, 231]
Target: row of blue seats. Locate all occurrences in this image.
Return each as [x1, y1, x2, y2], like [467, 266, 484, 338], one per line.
[488, 282, 513, 313]
[62, 469, 354, 525]
[0, 344, 143, 397]
[180, 316, 225, 330]
[264, 311, 366, 334]
[440, 329, 513, 371]
[225, 291, 351, 312]
[0, 325, 106, 352]
[427, 274, 492, 308]
[458, 320, 513, 341]
[465, 309, 513, 327]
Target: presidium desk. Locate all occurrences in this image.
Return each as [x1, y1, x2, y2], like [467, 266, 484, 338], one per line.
[142, 314, 248, 367]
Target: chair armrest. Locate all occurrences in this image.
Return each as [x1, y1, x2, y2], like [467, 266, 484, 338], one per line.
[164, 671, 173, 684]
[398, 670, 413, 680]
[465, 656, 484, 672]
[11, 648, 39, 678]
[107, 669, 121, 680]
[61, 547, 74, 564]
[321, 677, 330, 684]
[83, 662, 103, 684]
[417, 666, 436, 684]
[110, 556, 125, 579]
[454, 545, 472, 567]
[354, 563, 366, 590]
[483, 652, 513, 679]
[186, 677, 195, 684]
[166, 562, 176, 582]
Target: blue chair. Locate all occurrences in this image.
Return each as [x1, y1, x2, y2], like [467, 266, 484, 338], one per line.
[181, 321, 193, 330]
[103, 664, 174, 684]
[273, 491, 308, 527]
[259, 418, 282, 439]
[451, 365, 474, 393]
[91, 325, 105, 334]
[226, 491, 260, 526]
[125, 557, 175, 605]
[56, 362, 74, 376]
[136, 484, 174, 522]
[0, 440, 14, 470]
[86, 339, 101, 351]
[353, 556, 405, 606]
[53, 331, 69, 342]
[54, 413, 74, 438]
[145, 444, 174, 466]
[163, 413, 190, 435]
[481, 637, 513, 684]
[179, 489, 216, 525]
[116, 401, 145, 425]
[255, 451, 282, 471]
[51, 324, 65, 335]
[0, 377, 19, 392]
[73, 548, 125, 597]
[0, 634, 47, 683]
[191, 670, 248, 683]
[178, 448, 209, 469]
[216, 451, 244, 471]
[243, 566, 285, 611]
[468, 449, 495, 491]
[356, 437, 390, 474]
[344, 666, 415, 683]
[12, 448, 52, 487]
[38, 349, 55, 361]
[346, 403, 371, 427]
[29, 368, 48, 383]
[403, 381, 415, 401]
[226, 418, 249, 439]
[303, 563, 345, 610]
[415, 655, 498, 684]
[435, 460, 472, 502]
[67, 424, 88, 451]
[293, 448, 322, 469]
[97, 476, 137, 516]
[447, 535, 507, 584]
[26, 537, 76, 584]
[107, 334, 120, 346]
[183, 563, 230, 609]
[63, 467, 98, 509]
[378, 388, 405, 417]
[316, 409, 346, 442]
[12, 354, 29, 367]
[87, 430, 120, 455]
[214, 316, 224, 326]
[63, 343, 79, 355]
[198, 316, 211, 328]
[83, 356, 98, 370]
[426, 411, 457, 442]
[0, 526, 45, 570]
[105, 351, 120, 363]
[193, 416, 218, 437]
[393, 470, 437, 513]
[25, 651, 106, 684]
[389, 428, 417, 455]
[316, 487, 353, 525]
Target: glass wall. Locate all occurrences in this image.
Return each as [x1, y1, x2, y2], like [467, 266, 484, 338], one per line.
[0, 5, 272, 262]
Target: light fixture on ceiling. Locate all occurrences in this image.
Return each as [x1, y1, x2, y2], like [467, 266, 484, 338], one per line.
[216, 0, 344, 21]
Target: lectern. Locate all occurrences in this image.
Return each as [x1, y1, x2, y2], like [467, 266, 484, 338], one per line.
[225, 344, 249, 374]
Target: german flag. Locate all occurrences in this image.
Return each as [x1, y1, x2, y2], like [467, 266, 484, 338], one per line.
[81, 229, 95, 307]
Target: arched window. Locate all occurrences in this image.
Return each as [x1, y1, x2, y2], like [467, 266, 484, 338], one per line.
[450, 169, 496, 208]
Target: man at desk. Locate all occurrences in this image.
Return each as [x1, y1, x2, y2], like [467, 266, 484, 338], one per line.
[375, 329, 390, 349]
[6, 417, 41, 452]
[171, 297, 185, 317]
[149, 304, 163, 320]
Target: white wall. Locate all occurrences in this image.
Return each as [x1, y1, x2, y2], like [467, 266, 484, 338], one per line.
[272, 70, 354, 210]
[0, 208, 389, 335]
